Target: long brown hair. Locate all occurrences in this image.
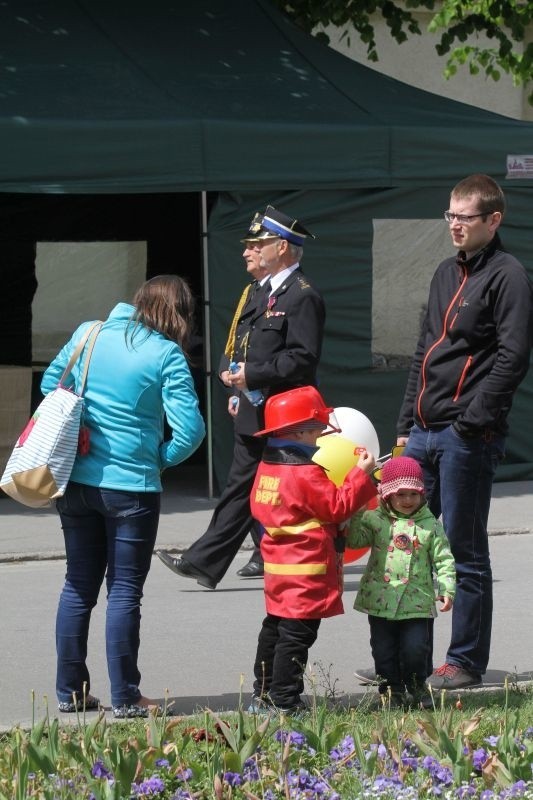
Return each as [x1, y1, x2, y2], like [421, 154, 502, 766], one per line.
[129, 275, 196, 354]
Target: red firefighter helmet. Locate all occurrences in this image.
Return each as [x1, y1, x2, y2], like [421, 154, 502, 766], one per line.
[255, 386, 340, 437]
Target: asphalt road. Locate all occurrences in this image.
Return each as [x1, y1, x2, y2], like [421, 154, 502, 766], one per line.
[1, 532, 532, 731]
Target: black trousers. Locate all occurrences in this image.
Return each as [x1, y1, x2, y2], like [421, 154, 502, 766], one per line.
[369, 615, 431, 695]
[184, 431, 265, 583]
[253, 614, 320, 708]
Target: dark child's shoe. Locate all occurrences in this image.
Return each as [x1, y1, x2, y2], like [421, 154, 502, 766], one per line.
[58, 695, 100, 713]
[248, 694, 307, 718]
[237, 560, 264, 578]
[406, 686, 435, 710]
[247, 695, 273, 715]
[156, 551, 216, 590]
[427, 663, 482, 691]
[378, 691, 407, 710]
[354, 668, 380, 686]
[277, 702, 308, 718]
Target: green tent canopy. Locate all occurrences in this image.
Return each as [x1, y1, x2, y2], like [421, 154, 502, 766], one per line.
[1, 0, 532, 485]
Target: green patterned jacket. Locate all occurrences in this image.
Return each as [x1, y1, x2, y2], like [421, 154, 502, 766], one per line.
[347, 502, 455, 620]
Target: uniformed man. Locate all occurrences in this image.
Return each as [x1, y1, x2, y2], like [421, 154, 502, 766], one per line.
[219, 240, 269, 578]
[157, 205, 325, 589]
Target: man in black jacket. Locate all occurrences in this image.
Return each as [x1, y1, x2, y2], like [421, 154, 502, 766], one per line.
[157, 205, 325, 589]
[397, 174, 533, 690]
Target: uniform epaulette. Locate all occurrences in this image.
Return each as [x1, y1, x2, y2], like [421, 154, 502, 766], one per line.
[297, 275, 312, 290]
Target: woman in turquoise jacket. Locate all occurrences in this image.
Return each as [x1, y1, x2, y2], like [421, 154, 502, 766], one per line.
[347, 456, 455, 708]
[41, 275, 205, 718]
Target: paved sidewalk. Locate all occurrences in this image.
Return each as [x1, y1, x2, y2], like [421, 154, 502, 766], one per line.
[0, 533, 532, 730]
[0, 468, 532, 562]
[0, 467, 532, 730]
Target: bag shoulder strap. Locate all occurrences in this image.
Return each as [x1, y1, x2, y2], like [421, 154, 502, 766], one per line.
[60, 321, 103, 394]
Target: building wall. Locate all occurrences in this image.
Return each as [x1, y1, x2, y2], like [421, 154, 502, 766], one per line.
[325, 11, 532, 122]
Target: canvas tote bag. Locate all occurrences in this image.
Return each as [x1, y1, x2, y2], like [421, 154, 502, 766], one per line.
[0, 321, 102, 507]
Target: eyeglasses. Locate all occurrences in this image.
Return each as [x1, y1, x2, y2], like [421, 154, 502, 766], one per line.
[372, 445, 405, 483]
[444, 211, 491, 224]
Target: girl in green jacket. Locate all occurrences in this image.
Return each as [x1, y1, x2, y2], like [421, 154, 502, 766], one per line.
[347, 456, 455, 708]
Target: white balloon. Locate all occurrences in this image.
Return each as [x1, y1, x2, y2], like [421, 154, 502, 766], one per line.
[330, 407, 380, 459]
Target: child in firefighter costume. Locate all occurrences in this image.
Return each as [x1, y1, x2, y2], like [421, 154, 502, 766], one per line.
[249, 386, 377, 714]
[347, 456, 456, 708]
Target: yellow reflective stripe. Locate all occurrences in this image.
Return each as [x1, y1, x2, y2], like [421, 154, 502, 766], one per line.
[265, 518, 322, 537]
[264, 562, 327, 575]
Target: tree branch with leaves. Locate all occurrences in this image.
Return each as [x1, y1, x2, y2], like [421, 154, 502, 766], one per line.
[272, 0, 533, 104]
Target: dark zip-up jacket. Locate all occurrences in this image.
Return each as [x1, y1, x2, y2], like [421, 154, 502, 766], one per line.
[397, 234, 533, 438]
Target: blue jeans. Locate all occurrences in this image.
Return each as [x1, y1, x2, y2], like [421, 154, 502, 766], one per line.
[404, 424, 505, 675]
[55, 482, 160, 706]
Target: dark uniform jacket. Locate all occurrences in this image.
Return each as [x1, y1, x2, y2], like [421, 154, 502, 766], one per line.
[220, 268, 325, 436]
[397, 234, 533, 439]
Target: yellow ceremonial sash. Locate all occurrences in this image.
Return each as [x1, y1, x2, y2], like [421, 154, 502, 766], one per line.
[224, 283, 253, 361]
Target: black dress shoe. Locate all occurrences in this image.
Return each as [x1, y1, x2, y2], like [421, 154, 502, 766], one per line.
[156, 551, 216, 590]
[237, 560, 264, 578]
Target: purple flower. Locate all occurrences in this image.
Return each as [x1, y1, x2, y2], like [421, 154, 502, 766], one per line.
[422, 755, 453, 786]
[223, 771, 242, 787]
[275, 729, 307, 748]
[155, 758, 169, 768]
[473, 748, 489, 770]
[480, 791, 495, 800]
[373, 774, 404, 790]
[484, 735, 500, 747]
[91, 760, 112, 780]
[176, 768, 193, 782]
[507, 780, 527, 797]
[330, 734, 355, 763]
[456, 784, 477, 798]
[243, 758, 260, 781]
[131, 775, 165, 796]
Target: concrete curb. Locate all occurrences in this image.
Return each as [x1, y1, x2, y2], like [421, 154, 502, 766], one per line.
[1, 528, 531, 564]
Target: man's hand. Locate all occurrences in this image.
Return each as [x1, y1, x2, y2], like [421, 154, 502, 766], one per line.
[220, 369, 232, 388]
[227, 362, 247, 389]
[228, 396, 239, 416]
[396, 436, 409, 447]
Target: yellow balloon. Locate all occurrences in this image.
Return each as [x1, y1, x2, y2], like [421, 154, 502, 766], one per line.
[312, 434, 359, 487]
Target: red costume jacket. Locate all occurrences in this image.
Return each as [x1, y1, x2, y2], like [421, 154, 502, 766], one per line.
[250, 444, 376, 619]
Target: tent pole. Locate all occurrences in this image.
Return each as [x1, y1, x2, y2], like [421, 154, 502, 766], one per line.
[201, 191, 214, 499]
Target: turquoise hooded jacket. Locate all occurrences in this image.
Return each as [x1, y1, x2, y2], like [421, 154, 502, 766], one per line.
[41, 303, 205, 492]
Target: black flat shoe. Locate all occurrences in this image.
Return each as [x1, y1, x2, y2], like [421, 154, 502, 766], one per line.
[156, 551, 216, 590]
[237, 560, 264, 578]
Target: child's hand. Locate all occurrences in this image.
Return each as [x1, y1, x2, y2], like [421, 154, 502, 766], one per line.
[437, 595, 453, 612]
[355, 448, 376, 475]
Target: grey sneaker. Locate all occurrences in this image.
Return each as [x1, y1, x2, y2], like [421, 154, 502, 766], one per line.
[427, 664, 482, 691]
[354, 668, 379, 686]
